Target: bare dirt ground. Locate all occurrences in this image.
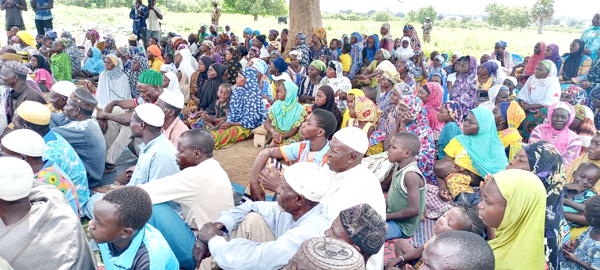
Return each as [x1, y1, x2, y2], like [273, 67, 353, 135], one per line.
[212, 139, 263, 187]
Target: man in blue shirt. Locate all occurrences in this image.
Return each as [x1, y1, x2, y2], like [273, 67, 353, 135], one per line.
[129, 0, 148, 47]
[88, 186, 179, 270]
[248, 109, 337, 201]
[31, 0, 53, 37]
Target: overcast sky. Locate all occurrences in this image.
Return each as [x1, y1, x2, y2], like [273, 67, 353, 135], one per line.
[317, 0, 595, 19]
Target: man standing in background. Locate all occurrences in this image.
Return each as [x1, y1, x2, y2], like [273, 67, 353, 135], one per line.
[146, 0, 162, 49]
[422, 17, 433, 43]
[129, 0, 148, 47]
[211, 0, 221, 27]
[0, 0, 27, 38]
[30, 0, 53, 37]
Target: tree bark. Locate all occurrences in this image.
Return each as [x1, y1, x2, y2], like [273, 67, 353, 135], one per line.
[254, 13, 258, 22]
[284, 0, 322, 57]
[538, 20, 543, 34]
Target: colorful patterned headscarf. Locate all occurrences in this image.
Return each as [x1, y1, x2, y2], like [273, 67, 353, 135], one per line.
[563, 85, 587, 106]
[499, 101, 526, 129]
[443, 100, 464, 126]
[313, 28, 327, 44]
[379, 48, 391, 60]
[354, 96, 380, 124]
[423, 82, 445, 133]
[495, 40, 508, 48]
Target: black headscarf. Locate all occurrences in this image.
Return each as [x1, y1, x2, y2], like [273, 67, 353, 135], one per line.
[312, 85, 343, 132]
[198, 63, 227, 115]
[562, 39, 585, 81]
[196, 56, 215, 91]
[32, 54, 51, 73]
[224, 48, 242, 85]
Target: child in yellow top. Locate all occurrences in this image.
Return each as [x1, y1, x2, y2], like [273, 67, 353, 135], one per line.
[339, 43, 352, 75]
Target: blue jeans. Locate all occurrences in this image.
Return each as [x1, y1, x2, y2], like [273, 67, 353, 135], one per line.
[148, 203, 196, 270]
[386, 220, 407, 240]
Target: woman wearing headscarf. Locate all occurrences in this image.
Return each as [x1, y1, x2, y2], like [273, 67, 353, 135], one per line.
[212, 68, 266, 149]
[147, 44, 164, 72]
[358, 49, 390, 87]
[571, 104, 597, 155]
[201, 40, 222, 64]
[394, 37, 414, 61]
[530, 101, 582, 168]
[428, 71, 449, 103]
[519, 60, 562, 141]
[559, 39, 592, 87]
[561, 85, 588, 106]
[581, 12, 600, 61]
[419, 81, 445, 138]
[478, 85, 510, 112]
[83, 29, 100, 61]
[100, 37, 117, 59]
[411, 50, 429, 87]
[428, 54, 446, 76]
[50, 38, 72, 82]
[506, 141, 567, 270]
[491, 40, 514, 72]
[477, 60, 504, 103]
[163, 72, 180, 94]
[319, 61, 352, 110]
[384, 95, 436, 183]
[545, 44, 563, 73]
[436, 108, 508, 202]
[117, 47, 132, 73]
[175, 49, 196, 101]
[309, 28, 329, 63]
[341, 89, 365, 129]
[30, 54, 53, 93]
[479, 170, 546, 269]
[402, 24, 421, 51]
[362, 34, 380, 67]
[347, 96, 380, 138]
[444, 51, 462, 75]
[77, 47, 105, 78]
[293, 32, 310, 69]
[521, 42, 547, 82]
[299, 60, 325, 103]
[15, 31, 35, 62]
[124, 54, 150, 98]
[588, 86, 600, 130]
[223, 48, 241, 85]
[396, 59, 416, 93]
[347, 32, 364, 80]
[451, 56, 478, 116]
[312, 85, 343, 132]
[61, 31, 82, 74]
[197, 63, 226, 117]
[288, 50, 306, 85]
[494, 101, 526, 161]
[95, 54, 131, 108]
[265, 80, 307, 146]
[380, 23, 394, 53]
[377, 67, 401, 111]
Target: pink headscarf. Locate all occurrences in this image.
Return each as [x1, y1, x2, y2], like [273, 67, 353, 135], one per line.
[535, 102, 576, 153]
[525, 42, 547, 76]
[423, 82, 445, 134]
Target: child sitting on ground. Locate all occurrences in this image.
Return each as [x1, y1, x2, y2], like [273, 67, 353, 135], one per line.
[385, 132, 426, 240]
[201, 83, 231, 129]
[564, 162, 600, 240]
[160, 53, 177, 74]
[434, 158, 482, 203]
[346, 96, 380, 138]
[437, 101, 463, 160]
[562, 195, 600, 269]
[39, 37, 53, 60]
[385, 203, 485, 269]
[30, 55, 53, 92]
[88, 187, 179, 269]
[340, 43, 352, 76]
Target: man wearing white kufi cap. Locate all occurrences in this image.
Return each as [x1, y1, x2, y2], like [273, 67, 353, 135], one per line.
[48, 80, 76, 113]
[157, 91, 189, 147]
[318, 127, 387, 270]
[0, 157, 96, 270]
[196, 162, 332, 270]
[127, 103, 179, 186]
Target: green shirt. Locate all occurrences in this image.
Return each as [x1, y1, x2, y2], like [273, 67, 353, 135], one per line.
[386, 162, 426, 236]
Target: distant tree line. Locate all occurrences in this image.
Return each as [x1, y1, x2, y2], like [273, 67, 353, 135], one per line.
[55, 0, 213, 12]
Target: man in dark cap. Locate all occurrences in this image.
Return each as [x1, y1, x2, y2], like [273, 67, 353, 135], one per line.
[325, 203, 387, 268]
[97, 69, 163, 173]
[52, 88, 106, 199]
[1, 60, 46, 123]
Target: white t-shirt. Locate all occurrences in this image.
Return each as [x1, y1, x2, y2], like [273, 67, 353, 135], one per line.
[146, 7, 162, 31]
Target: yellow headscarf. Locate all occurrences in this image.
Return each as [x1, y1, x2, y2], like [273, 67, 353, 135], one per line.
[354, 96, 380, 124]
[489, 169, 546, 270]
[16, 31, 35, 48]
[313, 28, 327, 44]
[341, 89, 365, 128]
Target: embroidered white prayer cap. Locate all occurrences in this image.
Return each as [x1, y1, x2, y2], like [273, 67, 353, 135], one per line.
[283, 162, 329, 202]
[1, 129, 45, 157]
[333, 127, 369, 154]
[50, 81, 76, 97]
[159, 91, 184, 109]
[0, 157, 34, 201]
[134, 103, 165, 127]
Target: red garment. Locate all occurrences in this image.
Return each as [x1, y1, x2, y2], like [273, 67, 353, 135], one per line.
[525, 42, 547, 76]
[423, 82, 445, 135]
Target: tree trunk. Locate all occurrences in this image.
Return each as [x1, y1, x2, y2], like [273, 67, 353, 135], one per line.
[254, 13, 258, 21]
[284, 0, 322, 57]
[538, 20, 543, 34]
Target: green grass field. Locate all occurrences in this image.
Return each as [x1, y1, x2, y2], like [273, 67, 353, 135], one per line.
[24, 5, 582, 59]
